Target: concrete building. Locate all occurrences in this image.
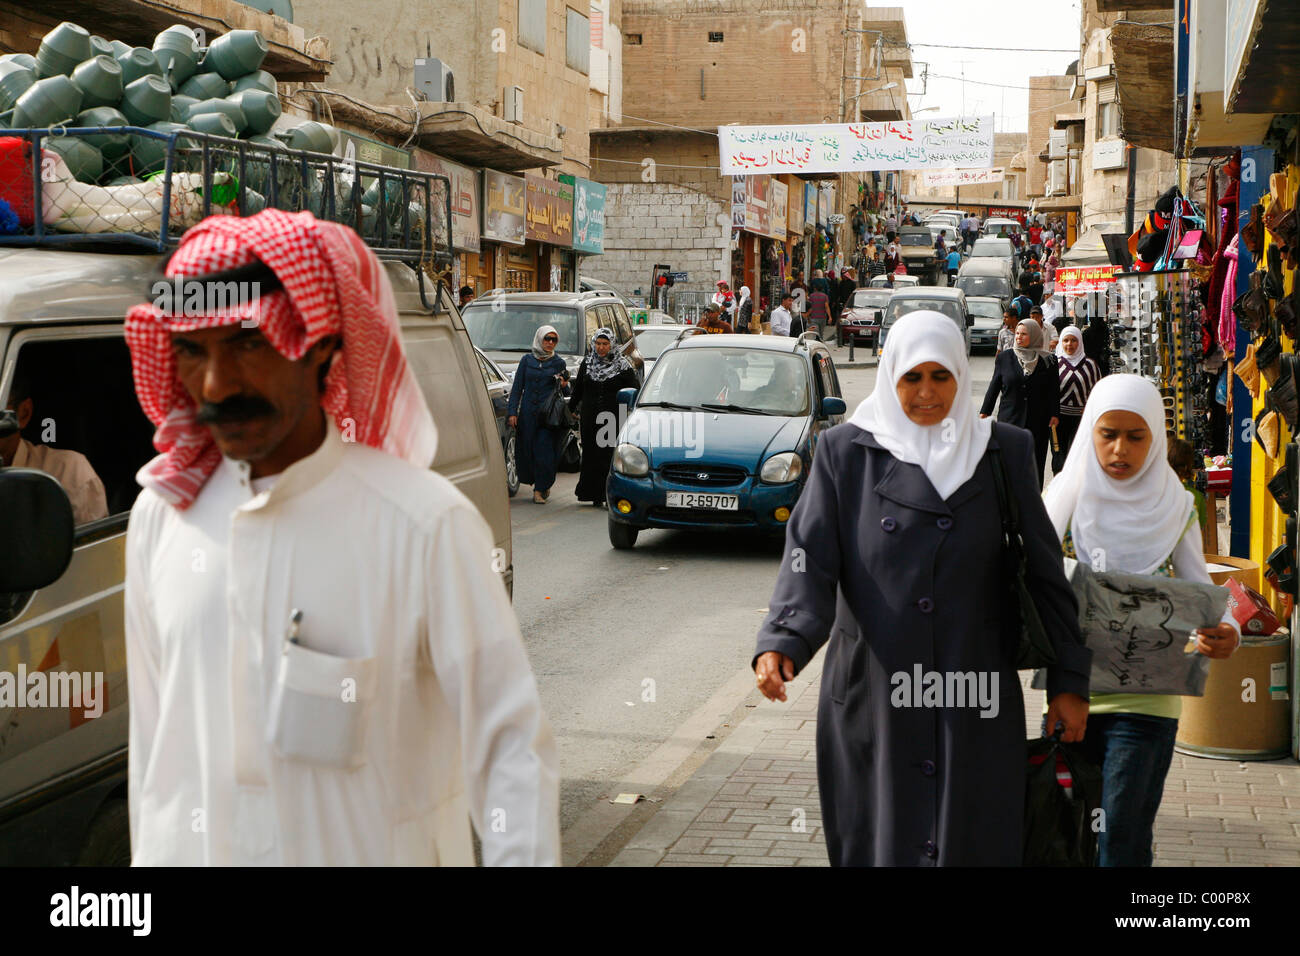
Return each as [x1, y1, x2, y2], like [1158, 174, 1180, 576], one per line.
[586, 1, 913, 315]
[292, 0, 627, 293]
[1025, 74, 1075, 200]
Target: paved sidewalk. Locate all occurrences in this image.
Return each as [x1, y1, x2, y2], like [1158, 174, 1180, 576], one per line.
[610, 653, 1300, 867]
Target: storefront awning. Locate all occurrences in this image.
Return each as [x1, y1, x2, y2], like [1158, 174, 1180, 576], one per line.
[1061, 222, 1128, 266]
[1227, 0, 1300, 115]
[1111, 20, 1176, 152]
[1034, 194, 1081, 213]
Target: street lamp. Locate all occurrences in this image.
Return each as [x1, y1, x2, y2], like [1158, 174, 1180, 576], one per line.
[847, 81, 897, 105]
[912, 106, 940, 114]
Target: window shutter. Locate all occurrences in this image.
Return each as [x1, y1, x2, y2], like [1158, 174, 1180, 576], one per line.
[1097, 79, 1117, 105]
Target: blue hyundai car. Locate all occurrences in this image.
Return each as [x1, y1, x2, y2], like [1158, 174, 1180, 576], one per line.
[605, 332, 847, 549]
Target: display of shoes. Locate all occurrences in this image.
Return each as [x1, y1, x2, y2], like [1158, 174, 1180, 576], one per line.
[1265, 354, 1299, 433]
[1256, 407, 1280, 458]
[1242, 203, 1264, 256]
[1235, 342, 1261, 398]
[1267, 443, 1298, 514]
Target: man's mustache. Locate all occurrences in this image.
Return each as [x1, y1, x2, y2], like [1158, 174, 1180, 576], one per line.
[195, 395, 276, 425]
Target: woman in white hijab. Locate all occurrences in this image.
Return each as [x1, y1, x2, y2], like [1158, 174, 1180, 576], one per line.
[980, 317, 1060, 487]
[752, 311, 1091, 866]
[1051, 325, 1101, 473]
[1042, 374, 1239, 867]
[736, 285, 754, 334]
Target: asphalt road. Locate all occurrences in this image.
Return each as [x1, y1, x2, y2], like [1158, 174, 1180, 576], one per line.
[510, 347, 998, 838]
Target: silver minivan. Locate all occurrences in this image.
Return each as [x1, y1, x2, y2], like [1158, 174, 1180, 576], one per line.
[0, 247, 512, 865]
[877, 287, 973, 356]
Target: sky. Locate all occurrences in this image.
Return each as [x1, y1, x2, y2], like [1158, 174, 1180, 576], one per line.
[884, 0, 1083, 133]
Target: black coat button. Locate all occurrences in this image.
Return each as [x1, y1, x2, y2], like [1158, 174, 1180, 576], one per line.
[917, 598, 934, 613]
[881, 516, 897, 532]
[937, 516, 953, 530]
[921, 759, 936, 775]
[924, 840, 938, 859]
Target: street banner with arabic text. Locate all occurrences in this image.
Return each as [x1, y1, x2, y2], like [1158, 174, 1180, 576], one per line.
[922, 166, 1004, 188]
[718, 116, 995, 176]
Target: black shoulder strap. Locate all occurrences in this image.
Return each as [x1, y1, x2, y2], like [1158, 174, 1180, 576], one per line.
[987, 436, 1023, 555]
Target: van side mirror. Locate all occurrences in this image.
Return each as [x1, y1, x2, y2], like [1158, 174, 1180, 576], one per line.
[0, 468, 74, 592]
[618, 387, 638, 407]
[821, 397, 847, 417]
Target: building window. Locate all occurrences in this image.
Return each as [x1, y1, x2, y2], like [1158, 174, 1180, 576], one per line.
[626, 33, 642, 45]
[519, 0, 545, 54]
[1004, 178, 1018, 201]
[567, 8, 590, 74]
[1097, 100, 1119, 138]
[708, 32, 723, 42]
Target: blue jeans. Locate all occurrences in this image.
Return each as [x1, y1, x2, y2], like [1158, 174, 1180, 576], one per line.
[1073, 714, 1179, 867]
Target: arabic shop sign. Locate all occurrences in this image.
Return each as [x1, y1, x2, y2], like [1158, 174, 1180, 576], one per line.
[525, 174, 574, 246]
[922, 166, 1004, 188]
[744, 175, 770, 235]
[483, 169, 526, 245]
[770, 179, 788, 238]
[787, 178, 804, 234]
[414, 152, 481, 253]
[718, 116, 996, 176]
[560, 175, 606, 254]
[1056, 265, 1119, 295]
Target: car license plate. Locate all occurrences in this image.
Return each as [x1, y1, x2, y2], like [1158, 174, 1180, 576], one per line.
[666, 492, 739, 510]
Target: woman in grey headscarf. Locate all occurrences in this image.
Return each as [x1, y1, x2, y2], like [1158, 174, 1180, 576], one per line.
[980, 318, 1060, 487]
[507, 324, 571, 502]
[570, 327, 639, 506]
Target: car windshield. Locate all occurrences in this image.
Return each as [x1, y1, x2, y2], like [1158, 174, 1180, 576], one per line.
[956, 276, 1011, 298]
[634, 328, 681, 360]
[641, 348, 809, 417]
[898, 233, 931, 246]
[971, 240, 1011, 257]
[851, 290, 892, 308]
[883, 298, 963, 327]
[462, 305, 581, 354]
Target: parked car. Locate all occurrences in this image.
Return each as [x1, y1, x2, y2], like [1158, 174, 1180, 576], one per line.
[877, 287, 972, 356]
[896, 226, 946, 284]
[868, 273, 920, 290]
[474, 346, 519, 497]
[633, 323, 687, 377]
[968, 236, 1020, 285]
[966, 296, 1006, 353]
[462, 290, 646, 471]
[837, 287, 894, 348]
[605, 332, 847, 549]
[955, 255, 1015, 306]
[0, 247, 514, 866]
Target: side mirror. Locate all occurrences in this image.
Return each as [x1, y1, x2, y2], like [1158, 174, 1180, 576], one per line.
[821, 396, 847, 417]
[618, 387, 638, 408]
[0, 468, 74, 593]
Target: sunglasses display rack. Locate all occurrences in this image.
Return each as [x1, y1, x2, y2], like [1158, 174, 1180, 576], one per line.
[1111, 270, 1209, 445]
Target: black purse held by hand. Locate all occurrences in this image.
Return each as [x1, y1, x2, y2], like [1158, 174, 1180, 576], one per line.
[989, 446, 1058, 670]
[540, 376, 571, 430]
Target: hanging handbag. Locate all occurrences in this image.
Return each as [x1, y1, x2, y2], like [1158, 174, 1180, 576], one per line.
[1024, 732, 1102, 866]
[988, 445, 1058, 670]
[540, 378, 571, 430]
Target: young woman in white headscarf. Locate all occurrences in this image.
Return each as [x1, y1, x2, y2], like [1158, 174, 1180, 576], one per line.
[752, 311, 1091, 866]
[1043, 375, 1240, 867]
[980, 317, 1060, 488]
[735, 285, 754, 334]
[570, 327, 639, 507]
[507, 324, 571, 503]
[1052, 325, 1101, 472]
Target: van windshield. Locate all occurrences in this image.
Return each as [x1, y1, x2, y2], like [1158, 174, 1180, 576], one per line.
[956, 276, 1011, 299]
[462, 305, 581, 354]
[898, 233, 931, 247]
[883, 298, 964, 328]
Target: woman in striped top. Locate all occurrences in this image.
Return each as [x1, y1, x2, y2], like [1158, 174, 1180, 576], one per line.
[1053, 325, 1101, 473]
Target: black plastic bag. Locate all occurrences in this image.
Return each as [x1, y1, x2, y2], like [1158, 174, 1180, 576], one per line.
[1023, 734, 1102, 866]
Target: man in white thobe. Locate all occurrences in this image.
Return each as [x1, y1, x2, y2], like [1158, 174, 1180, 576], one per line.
[123, 209, 560, 866]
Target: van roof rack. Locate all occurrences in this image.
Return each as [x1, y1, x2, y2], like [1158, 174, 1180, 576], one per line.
[675, 326, 708, 341]
[0, 126, 454, 265]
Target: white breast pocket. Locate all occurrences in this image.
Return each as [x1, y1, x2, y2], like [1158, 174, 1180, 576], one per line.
[267, 641, 378, 770]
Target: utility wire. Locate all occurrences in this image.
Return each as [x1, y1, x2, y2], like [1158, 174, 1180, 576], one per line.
[890, 41, 1078, 53]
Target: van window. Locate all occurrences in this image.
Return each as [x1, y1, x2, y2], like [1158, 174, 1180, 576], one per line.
[2, 335, 156, 528]
[583, 307, 601, 341]
[956, 276, 1012, 300]
[404, 325, 488, 473]
[610, 304, 634, 343]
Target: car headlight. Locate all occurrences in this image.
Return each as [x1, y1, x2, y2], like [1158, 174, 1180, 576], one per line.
[760, 452, 803, 484]
[613, 443, 650, 477]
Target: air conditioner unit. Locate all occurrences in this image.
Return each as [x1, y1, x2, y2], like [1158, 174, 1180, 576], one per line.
[1048, 129, 1066, 160]
[1047, 159, 1066, 196]
[414, 58, 454, 102]
[503, 85, 524, 124]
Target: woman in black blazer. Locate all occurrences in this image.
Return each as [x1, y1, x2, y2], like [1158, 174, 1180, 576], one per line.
[980, 318, 1059, 488]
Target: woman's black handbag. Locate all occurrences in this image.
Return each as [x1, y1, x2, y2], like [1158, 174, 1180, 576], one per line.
[540, 380, 571, 430]
[988, 447, 1058, 670]
[1024, 733, 1102, 866]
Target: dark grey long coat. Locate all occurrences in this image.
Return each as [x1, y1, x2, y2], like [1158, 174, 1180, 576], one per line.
[753, 421, 1091, 866]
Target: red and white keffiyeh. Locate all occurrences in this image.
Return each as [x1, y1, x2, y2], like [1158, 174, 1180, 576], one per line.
[125, 208, 438, 509]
